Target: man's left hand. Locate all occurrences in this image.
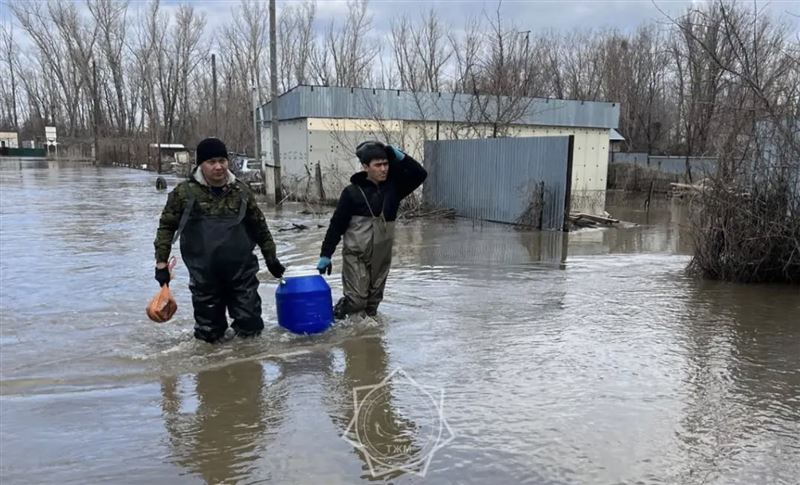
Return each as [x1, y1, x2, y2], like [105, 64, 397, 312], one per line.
[386, 145, 406, 162]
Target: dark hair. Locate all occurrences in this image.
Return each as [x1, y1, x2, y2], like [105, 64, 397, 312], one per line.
[355, 141, 388, 165]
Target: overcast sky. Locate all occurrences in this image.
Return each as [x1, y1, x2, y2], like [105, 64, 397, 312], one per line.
[2, 0, 798, 52]
[168, 0, 799, 37]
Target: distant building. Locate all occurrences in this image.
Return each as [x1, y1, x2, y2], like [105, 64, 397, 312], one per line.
[0, 132, 19, 149]
[149, 143, 187, 174]
[609, 129, 625, 152]
[260, 85, 620, 214]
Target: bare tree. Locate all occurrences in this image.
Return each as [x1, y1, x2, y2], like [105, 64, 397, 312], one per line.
[225, 0, 269, 99]
[667, 1, 800, 283]
[600, 27, 672, 153]
[130, 0, 165, 146]
[448, 16, 482, 94]
[212, 0, 271, 153]
[559, 30, 605, 101]
[51, 1, 100, 133]
[320, 0, 378, 87]
[172, 5, 207, 141]
[469, 6, 537, 137]
[541, 31, 565, 99]
[278, 1, 316, 93]
[88, 0, 129, 135]
[391, 16, 420, 90]
[670, 6, 735, 161]
[0, 24, 20, 130]
[12, 0, 98, 136]
[391, 10, 451, 92]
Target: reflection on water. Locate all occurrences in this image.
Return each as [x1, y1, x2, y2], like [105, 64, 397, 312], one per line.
[673, 279, 800, 483]
[155, 328, 431, 483]
[160, 361, 284, 484]
[1, 163, 799, 484]
[333, 332, 424, 480]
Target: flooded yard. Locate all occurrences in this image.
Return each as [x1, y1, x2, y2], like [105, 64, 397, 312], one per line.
[1, 162, 798, 484]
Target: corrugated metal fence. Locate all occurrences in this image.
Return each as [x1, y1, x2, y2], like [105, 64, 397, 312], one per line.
[608, 152, 718, 191]
[424, 137, 572, 230]
[611, 152, 718, 175]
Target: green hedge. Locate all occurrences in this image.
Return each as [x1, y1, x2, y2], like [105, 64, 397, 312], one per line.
[0, 147, 47, 157]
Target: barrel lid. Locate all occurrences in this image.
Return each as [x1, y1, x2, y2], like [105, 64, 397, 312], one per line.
[276, 274, 331, 294]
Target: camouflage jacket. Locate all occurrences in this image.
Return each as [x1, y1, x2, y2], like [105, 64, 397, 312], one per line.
[154, 170, 276, 263]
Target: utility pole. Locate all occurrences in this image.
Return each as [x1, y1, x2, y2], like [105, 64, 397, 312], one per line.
[253, 81, 262, 187]
[10, 59, 17, 131]
[212, 53, 218, 134]
[269, 0, 283, 203]
[152, 84, 161, 173]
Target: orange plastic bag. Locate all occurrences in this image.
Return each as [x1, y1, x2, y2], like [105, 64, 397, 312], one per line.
[146, 257, 178, 323]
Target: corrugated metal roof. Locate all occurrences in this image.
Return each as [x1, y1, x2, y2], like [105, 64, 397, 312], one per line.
[609, 129, 625, 141]
[261, 85, 619, 129]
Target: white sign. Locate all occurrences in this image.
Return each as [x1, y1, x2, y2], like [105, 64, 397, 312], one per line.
[45, 126, 57, 141]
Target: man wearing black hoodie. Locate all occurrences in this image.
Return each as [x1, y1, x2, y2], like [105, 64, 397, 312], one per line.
[317, 141, 427, 319]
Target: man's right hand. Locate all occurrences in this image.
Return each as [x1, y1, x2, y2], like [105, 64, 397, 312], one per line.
[155, 266, 170, 287]
[265, 256, 286, 279]
[317, 257, 332, 275]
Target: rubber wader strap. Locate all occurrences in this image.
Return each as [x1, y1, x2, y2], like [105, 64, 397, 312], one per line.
[236, 191, 248, 224]
[357, 186, 387, 223]
[172, 194, 195, 244]
[357, 187, 377, 218]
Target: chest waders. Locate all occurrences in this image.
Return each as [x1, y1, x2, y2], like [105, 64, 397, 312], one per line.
[336, 186, 396, 317]
[174, 192, 263, 342]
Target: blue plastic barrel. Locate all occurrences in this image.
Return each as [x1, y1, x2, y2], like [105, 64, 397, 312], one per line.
[275, 275, 334, 334]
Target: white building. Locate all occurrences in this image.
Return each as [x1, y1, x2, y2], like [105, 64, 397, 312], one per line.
[0, 131, 19, 149]
[260, 85, 620, 215]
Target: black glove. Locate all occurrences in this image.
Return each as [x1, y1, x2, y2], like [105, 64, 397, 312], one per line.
[265, 255, 286, 278]
[155, 266, 170, 287]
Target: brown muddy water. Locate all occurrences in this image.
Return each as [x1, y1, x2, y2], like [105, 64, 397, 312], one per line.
[1, 162, 798, 484]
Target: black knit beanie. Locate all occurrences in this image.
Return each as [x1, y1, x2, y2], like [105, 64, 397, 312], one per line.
[356, 141, 388, 165]
[196, 137, 228, 165]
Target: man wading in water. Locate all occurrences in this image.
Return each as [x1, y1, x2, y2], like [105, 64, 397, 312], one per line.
[317, 141, 427, 319]
[153, 137, 285, 343]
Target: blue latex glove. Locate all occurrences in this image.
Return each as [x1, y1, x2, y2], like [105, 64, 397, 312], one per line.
[387, 145, 406, 161]
[317, 256, 332, 275]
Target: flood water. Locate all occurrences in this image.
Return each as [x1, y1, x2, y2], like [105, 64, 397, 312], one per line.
[1, 162, 798, 484]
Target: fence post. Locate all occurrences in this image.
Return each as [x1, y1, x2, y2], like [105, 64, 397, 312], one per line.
[562, 136, 575, 232]
[538, 180, 545, 230]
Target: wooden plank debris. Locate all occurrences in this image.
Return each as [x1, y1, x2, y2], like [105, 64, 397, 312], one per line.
[568, 212, 620, 228]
